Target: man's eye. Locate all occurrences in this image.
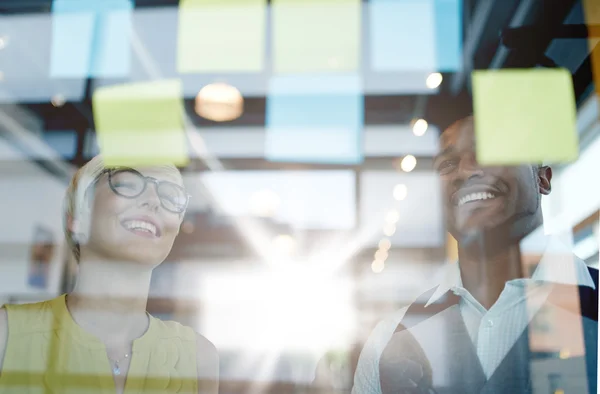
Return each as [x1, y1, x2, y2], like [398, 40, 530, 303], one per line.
[436, 160, 457, 174]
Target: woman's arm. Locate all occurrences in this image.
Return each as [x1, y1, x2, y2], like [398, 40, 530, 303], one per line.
[0, 308, 8, 372]
[196, 333, 219, 394]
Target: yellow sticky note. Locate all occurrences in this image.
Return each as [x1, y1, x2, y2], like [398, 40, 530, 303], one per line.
[583, 0, 600, 98]
[446, 233, 458, 263]
[272, 0, 361, 74]
[472, 69, 579, 165]
[177, 0, 266, 73]
[93, 80, 189, 167]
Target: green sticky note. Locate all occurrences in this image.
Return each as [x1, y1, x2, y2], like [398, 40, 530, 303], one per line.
[272, 0, 361, 74]
[472, 69, 579, 165]
[177, 0, 266, 73]
[93, 80, 189, 167]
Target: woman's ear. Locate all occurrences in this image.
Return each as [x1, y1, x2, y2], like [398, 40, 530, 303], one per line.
[537, 166, 552, 195]
[67, 214, 78, 234]
[69, 212, 89, 244]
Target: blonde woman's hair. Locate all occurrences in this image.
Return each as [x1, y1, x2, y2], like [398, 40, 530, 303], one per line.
[63, 156, 181, 262]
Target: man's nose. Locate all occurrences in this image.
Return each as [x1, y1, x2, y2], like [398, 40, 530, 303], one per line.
[458, 153, 484, 179]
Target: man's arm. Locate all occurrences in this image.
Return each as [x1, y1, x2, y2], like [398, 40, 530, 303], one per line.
[0, 308, 8, 372]
[196, 333, 219, 394]
[351, 307, 408, 394]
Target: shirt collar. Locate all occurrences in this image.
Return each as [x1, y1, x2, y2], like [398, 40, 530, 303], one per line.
[425, 234, 595, 307]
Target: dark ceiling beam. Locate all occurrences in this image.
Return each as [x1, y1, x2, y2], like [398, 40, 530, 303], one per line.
[450, 0, 521, 94]
[489, 0, 537, 69]
[500, 0, 580, 69]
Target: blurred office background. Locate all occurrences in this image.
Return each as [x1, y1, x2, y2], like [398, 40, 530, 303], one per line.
[0, 0, 599, 393]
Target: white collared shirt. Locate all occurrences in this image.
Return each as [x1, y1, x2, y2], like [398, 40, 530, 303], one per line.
[351, 235, 595, 393]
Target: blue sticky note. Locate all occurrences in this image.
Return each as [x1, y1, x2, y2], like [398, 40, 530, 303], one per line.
[434, 0, 462, 71]
[266, 75, 364, 164]
[370, 0, 462, 72]
[50, 0, 132, 78]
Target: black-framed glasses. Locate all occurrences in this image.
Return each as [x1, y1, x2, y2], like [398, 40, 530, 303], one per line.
[99, 168, 190, 214]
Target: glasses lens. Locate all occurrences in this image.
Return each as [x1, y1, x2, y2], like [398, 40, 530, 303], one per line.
[109, 170, 145, 197]
[157, 182, 188, 213]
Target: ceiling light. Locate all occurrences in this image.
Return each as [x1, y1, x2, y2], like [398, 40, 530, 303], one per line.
[371, 260, 385, 273]
[412, 118, 428, 136]
[195, 83, 244, 122]
[400, 155, 417, 172]
[393, 184, 408, 201]
[51, 94, 66, 107]
[0, 37, 7, 50]
[426, 72, 443, 89]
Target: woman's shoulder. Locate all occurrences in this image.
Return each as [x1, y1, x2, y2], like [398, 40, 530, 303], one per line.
[149, 315, 198, 342]
[0, 307, 7, 369]
[2, 297, 60, 334]
[149, 316, 218, 364]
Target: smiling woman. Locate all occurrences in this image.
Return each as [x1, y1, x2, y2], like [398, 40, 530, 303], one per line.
[0, 155, 219, 394]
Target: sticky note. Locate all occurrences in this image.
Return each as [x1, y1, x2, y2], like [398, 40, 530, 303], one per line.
[177, 0, 266, 73]
[272, 0, 361, 74]
[50, 0, 132, 78]
[370, 0, 462, 72]
[266, 75, 364, 164]
[472, 69, 579, 165]
[92, 80, 189, 167]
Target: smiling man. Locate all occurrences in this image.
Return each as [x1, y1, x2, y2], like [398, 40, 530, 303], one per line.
[351, 116, 598, 394]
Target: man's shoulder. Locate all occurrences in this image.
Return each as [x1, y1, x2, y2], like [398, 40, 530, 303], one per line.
[586, 266, 598, 284]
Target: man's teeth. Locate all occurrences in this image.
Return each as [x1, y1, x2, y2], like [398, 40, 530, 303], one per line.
[123, 220, 157, 236]
[458, 192, 497, 206]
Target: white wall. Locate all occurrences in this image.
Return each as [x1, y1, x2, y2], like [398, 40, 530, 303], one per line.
[0, 137, 68, 301]
[543, 97, 600, 233]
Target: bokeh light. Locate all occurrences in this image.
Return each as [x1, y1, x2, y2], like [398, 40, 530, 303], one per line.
[400, 155, 417, 172]
[195, 83, 244, 122]
[385, 209, 400, 224]
[383, 223, 396, 237]
[371, 259, 385, 273]
[426, 72, 443, 89]
[378, 238, 392, 251]
[412, 118, 429, 136]
[393, 184, 408, 200]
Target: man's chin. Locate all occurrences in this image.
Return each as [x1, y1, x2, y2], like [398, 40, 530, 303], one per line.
[451, 217, 511, 243]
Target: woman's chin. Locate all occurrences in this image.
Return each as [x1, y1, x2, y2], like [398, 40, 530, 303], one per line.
[95, 246, 168, 267]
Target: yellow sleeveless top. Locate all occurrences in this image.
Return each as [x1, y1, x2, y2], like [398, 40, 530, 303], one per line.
[0, 295, 198, 394]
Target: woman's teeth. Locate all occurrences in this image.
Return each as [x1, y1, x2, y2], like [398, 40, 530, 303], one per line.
[122, 220, 157, 236]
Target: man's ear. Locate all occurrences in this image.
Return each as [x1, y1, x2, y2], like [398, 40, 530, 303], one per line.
[537, 166, 552, 195]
